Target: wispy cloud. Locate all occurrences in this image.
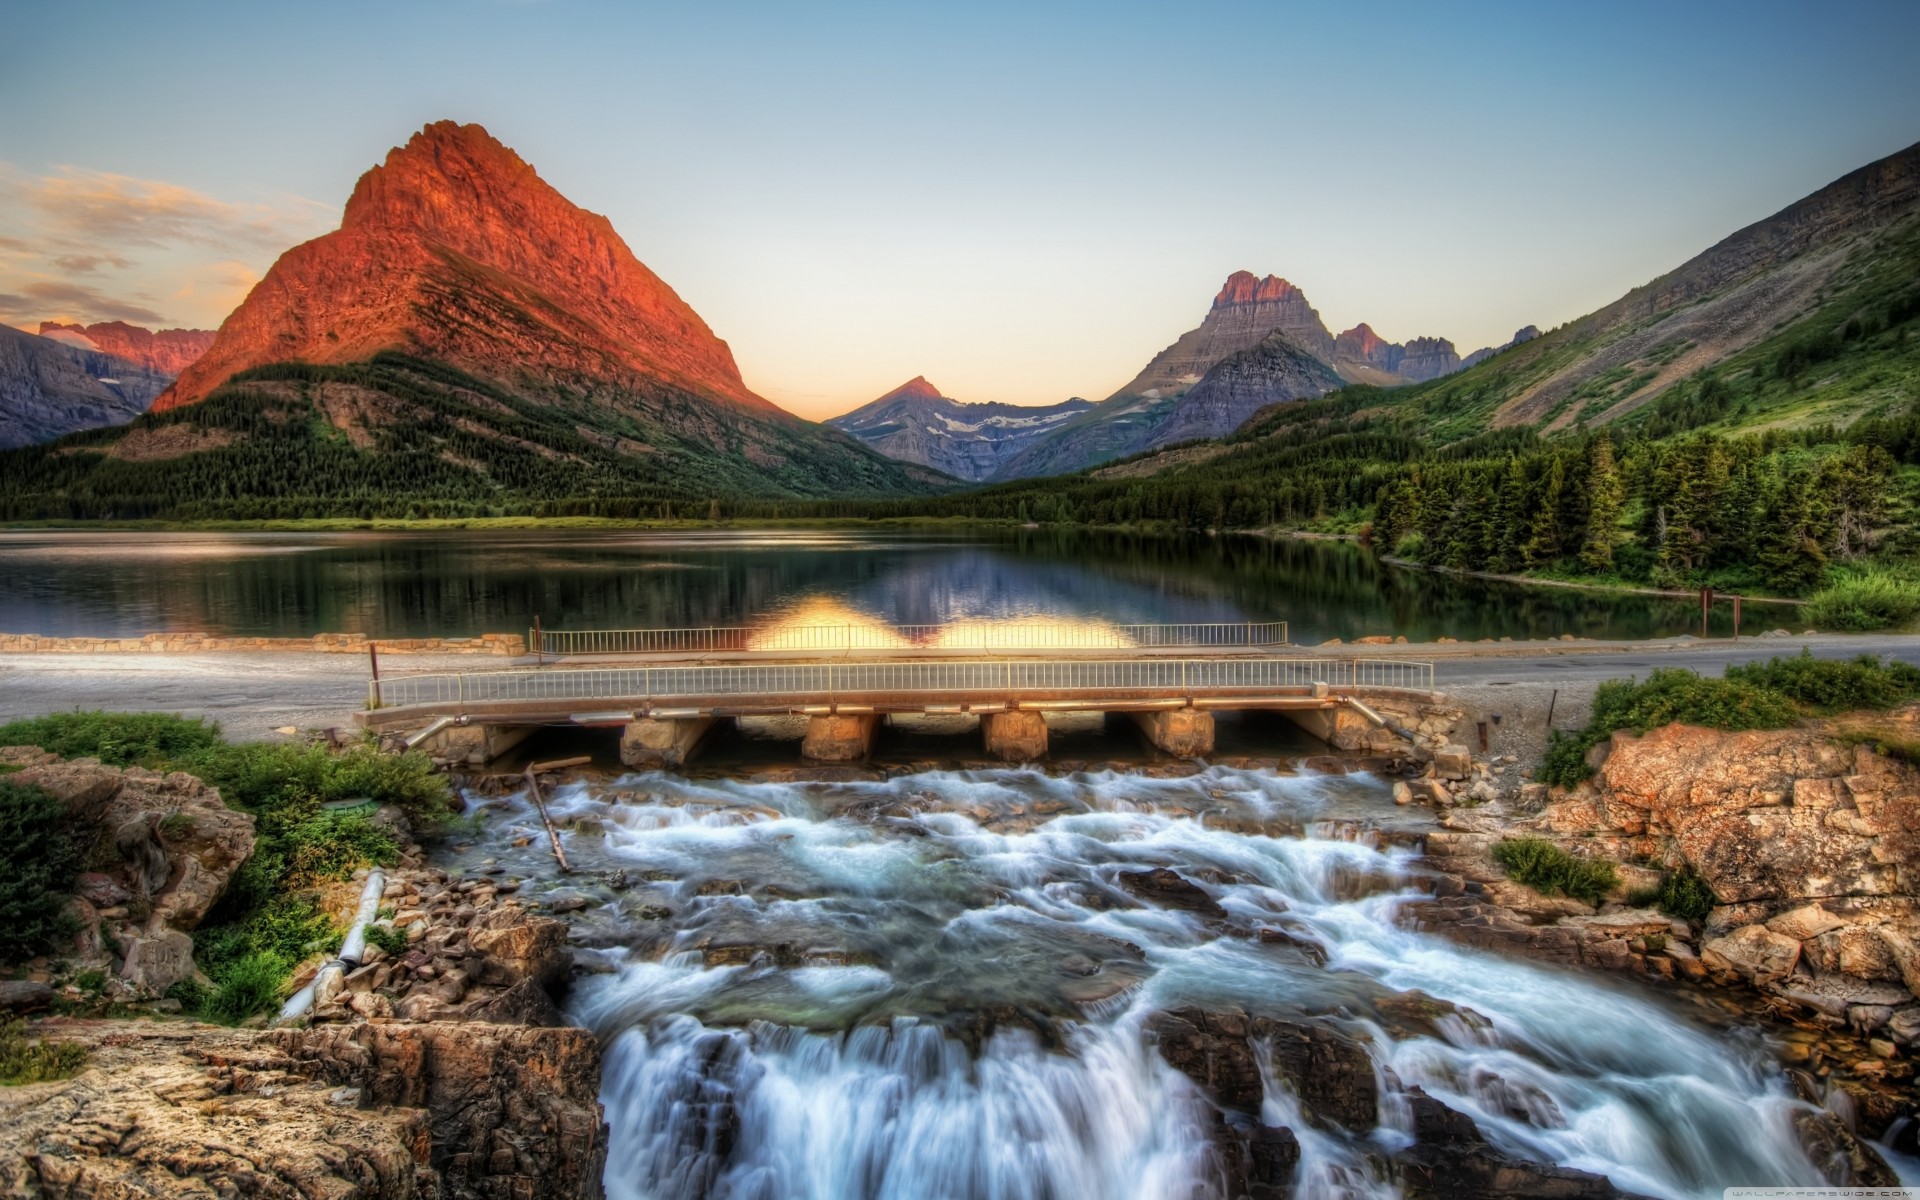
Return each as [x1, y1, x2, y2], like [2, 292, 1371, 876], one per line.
[24, 167, 328, 252]
[51, 252, 137, 274]
[0, 280, 168, 326]
[0, 162, 328, 332]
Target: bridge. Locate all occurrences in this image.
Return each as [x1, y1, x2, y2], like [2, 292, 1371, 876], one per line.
[361, 621, 1445, 767]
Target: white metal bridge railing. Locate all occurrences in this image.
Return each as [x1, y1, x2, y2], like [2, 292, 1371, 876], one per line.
[530, 620, 1289, 657]
[370, 656, 1433, 710]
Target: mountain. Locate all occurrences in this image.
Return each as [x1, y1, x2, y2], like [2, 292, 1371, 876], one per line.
[1399, 140, 1920, 438]
[1460, 325, 1541, 371]
[990, 272, 1480, 478]
[826, 377, 1091, 482]
[0, 325, 171, 450]
[1, 120, 943, 518]
[888, 140, 1920, 612]
[1145, 332, 1345, 449]
[38, 322, 214, 377]
[1115, 273, 1338, 398]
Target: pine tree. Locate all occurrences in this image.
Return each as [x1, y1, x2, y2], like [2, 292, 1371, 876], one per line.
[1490, 456, 1529, 572]
[1579, 435, 1622, 573]
[1521, 456, 1566, 567]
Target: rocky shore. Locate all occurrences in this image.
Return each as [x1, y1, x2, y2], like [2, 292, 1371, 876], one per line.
[0, 750, 605, 1200]
[1404, 704, 1920, 1170]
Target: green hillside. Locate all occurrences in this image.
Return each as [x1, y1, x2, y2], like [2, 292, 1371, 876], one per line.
[0, 353, 952, 522]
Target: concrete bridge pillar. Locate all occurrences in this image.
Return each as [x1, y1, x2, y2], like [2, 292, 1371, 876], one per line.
[620, 716, 717, 768]
[803, 713, 879, 761]
[433, 723, 534, 766]
[982, 710, 1048, 761]
[1131, 709, 1215, 758]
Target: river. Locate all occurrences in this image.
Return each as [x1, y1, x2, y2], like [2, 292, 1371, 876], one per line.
[441, 764, 1860, 1199]
[0, 528, 1788, 642]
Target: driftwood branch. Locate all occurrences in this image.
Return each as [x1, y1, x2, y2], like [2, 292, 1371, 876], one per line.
[522, 756, 590, 873]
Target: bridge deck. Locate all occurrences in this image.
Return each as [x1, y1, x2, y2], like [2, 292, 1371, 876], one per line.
[361, 656, 1436, 728]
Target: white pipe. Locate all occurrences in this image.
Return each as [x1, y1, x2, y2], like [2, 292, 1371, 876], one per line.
[403, 716, 456, 750]
[337, 869, 388, 966]
[275, 868, 388, 1023]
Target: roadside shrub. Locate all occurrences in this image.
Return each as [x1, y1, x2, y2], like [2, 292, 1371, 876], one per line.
[0, 1016, 88, 1085]
[0, 711, 220, 768]
[1491, 837, 1619, 905]
[1539, 669, 1800, 787]
[0, 780, 82, 963]
[1726, 650, 1920, 713]
[191, 741, 452, 835]
[1804, 571, 1920, 632]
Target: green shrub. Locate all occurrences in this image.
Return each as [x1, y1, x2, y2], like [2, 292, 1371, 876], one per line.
[282, 812, 398, 885]
[201, 951, 292, 1024]
[0, 711, 220, 767]
[0, 1016, 88, 1084]
[1491, 837, 1619, 905]
[1805, 571, 1920, 632]
[1539, 669, 1800, 787]
[0, 780, 82, 963]
[1726, 650, 1920, 713]
[1655, 867, 1717, 922]
[365, 923, 409, 958]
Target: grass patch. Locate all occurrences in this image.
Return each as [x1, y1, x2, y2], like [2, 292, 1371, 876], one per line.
[200, 951, 293, 1025]
[0, 1016, 87, 1085]
[1804, 569, 1920, 631]
[1491, 837, 1619, 905]
[0, 711, 221, 767]
[0, 712, 446, 1018]
[0, 780, 82, 961]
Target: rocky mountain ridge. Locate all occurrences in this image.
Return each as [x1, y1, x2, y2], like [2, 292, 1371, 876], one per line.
[827, 376, 1093, 481]
[3, 120, 943, 513]
[38, 321, 214, 377]
[986, 270, 1519, 479]
[158, 120, 768, 417]
[0, 324, 171, 450]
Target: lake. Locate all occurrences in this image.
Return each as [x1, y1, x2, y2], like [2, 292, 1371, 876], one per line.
[0, 527, 1785, 642]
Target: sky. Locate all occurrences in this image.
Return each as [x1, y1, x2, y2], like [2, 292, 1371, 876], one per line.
[3, 1, 1918, 420]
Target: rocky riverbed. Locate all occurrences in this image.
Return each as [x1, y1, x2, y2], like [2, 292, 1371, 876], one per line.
[7, 704, 1919, 1198]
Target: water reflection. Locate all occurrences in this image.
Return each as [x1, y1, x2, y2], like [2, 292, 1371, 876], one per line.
[0, 528, 1790, 641]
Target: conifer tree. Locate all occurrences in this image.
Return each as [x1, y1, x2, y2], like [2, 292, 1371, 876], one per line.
[1580, 434, 1622, 573]
[1522, 456, 1566, 567]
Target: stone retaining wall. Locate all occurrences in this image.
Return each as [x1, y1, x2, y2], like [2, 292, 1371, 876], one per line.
[0, 630, 527, 655]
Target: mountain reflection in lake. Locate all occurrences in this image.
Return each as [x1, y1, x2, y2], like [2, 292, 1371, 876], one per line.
[0, 527, 1784, 641]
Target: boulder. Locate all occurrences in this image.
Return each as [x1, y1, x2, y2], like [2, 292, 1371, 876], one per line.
[1702, 924, 1802, 983]
[1768, 904, 1849, 941]
[1399, 1088, 1643, 1198]
[5, 755, 255, 997]
[1117, 869, 1227, 919]
[1146, 1007, 1376, 1131]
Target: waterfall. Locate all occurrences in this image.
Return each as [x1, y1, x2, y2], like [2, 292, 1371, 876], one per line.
[500, 765, 1877, 1199]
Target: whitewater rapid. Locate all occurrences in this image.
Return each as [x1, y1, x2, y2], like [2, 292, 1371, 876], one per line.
[460, 765, 1854, 1199]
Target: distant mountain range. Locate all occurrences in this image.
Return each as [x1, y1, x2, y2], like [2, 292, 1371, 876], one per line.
[833, 273, 1537, 480]
[38, 322, 215, 377]
[827, 377, 1092, 482]
[2, 121, 945, 518]
[0, 323, 198, 450]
